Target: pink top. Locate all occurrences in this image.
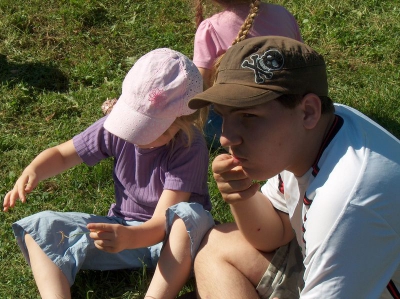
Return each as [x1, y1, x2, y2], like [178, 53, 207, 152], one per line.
[193, 3, 303, 69]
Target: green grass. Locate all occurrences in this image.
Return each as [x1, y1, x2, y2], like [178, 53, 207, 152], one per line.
[0, 0, 399, 298]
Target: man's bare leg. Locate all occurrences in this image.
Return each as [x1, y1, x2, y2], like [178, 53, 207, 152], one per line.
[25, 234, 71, 299]
[194, 223, 273, 299]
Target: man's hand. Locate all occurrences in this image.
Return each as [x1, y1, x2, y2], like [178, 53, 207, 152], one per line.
[87, 223, 132, 253]
[212, 154, 260, 204]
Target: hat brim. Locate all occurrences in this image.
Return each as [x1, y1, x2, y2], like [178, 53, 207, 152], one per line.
[189, 83, 282, 109]
[104, 96, 174, 145]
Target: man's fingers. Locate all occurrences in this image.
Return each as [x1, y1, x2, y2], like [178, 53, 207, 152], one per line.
[216, 176, 253, 194]
[212, 154, 241, 174]
[223, 183, 260, 204]
[213, 166, 249, 183]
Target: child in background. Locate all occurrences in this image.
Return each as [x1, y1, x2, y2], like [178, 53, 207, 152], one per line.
[193, 0, 303, 148]
[3, 48, 214, 299]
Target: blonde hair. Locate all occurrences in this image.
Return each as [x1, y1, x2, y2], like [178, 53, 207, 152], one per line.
[195, 0, 205, 28]
[195, 0, 257, 27]
[231, 0, 260, 44]
[205, 0, 261, 84]
[173, 107, 209, 147]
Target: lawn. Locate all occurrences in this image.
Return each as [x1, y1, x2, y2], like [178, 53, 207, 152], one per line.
[0, 0, 399, 298]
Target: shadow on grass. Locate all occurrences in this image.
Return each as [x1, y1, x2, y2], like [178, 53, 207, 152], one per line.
[0, 54, 69, 92]
[368, 112, 400, 140]
[72, 268, 153, 298]
[71, 268, 197, 298]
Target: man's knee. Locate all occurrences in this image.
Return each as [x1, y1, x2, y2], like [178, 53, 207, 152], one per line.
[196, 223, 238, 262]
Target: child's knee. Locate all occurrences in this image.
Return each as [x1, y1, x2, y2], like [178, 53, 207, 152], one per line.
[166, 202, 214, 258]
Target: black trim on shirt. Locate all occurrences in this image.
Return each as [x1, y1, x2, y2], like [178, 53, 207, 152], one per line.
[387, 280, 400, 299]
[311, 115, 344, 177]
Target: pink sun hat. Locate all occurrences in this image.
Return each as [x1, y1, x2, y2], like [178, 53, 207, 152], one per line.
[104, 48, 203, 145]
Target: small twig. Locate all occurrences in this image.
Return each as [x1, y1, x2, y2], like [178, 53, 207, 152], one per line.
[57, 230, 90, 247]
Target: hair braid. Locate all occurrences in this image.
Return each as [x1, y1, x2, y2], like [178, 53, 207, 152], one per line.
[211, 0, 260, 84]
[195, 0, 205, 28]
[232, 0, 260, 45]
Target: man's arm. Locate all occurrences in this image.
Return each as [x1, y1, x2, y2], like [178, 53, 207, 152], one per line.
[212, 154, 294, 252]
[230, 192, 294, 252]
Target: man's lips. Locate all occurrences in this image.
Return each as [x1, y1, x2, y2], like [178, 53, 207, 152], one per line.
[228, 147, 248, 163]
[231, 153, 247, 163]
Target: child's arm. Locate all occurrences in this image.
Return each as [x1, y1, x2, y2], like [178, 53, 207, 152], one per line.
[87, 189, 191, 253]
[3, 139, 82, 212]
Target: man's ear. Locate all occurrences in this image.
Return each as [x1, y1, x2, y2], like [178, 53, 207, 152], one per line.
[300, 93, 322, 130]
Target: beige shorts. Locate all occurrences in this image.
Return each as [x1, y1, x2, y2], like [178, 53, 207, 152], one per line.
[256, 238, 305, 299]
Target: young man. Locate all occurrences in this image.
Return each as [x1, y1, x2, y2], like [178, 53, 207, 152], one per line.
[188, 36, 400, 298]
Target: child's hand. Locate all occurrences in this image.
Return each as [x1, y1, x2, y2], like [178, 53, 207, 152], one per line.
[87, 223, 131, 253]
[212, 154, 259, 204]
[3, 171, 38, 212]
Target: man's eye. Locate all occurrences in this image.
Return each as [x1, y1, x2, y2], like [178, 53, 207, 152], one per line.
[243, 113, 256, 118]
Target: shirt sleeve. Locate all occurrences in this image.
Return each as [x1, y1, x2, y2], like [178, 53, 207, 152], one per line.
[161, 130, 211, 210]
[193, 20, 223, 70]
[164, 131, 209, 194]
[72, 116, 117, 166]
[261, 175, 288, 213]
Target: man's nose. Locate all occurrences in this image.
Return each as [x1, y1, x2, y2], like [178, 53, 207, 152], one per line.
[219, 122, 241, 148]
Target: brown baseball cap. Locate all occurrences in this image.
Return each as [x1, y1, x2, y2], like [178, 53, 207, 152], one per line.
[188, 36, 328, 109]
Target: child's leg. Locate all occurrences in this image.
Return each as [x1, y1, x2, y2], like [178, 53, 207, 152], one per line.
[25, 233, 71, 299]
[145, 216, 191, 299]
[145, 202, 215, 299]
[13, 211, 155, 297]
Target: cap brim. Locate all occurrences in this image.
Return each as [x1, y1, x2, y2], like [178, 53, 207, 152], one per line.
[189, 83, 282, 109]
[104, 97, 174, 145]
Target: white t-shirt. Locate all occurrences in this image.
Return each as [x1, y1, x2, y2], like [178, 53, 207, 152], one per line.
[262, 104, 400, 298]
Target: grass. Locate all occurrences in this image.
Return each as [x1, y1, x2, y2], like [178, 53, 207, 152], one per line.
[0, 0, 399, 298]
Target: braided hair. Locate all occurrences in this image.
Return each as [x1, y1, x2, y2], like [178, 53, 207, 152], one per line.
[195, 0, 260, 33]
[231, 0, 261, 45]
[195, 0, 205, 29]
[196, 0, 261, 84]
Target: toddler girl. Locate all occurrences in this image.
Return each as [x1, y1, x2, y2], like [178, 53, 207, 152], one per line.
[3, 48, 214, 299]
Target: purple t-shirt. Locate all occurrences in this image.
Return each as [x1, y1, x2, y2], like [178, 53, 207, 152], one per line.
[72, 116, 211, 221]
[193, 3, 303, 69]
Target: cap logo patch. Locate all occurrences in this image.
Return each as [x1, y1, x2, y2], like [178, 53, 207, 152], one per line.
[241, 49, 284, 84]
[148, 88, 166, 107]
